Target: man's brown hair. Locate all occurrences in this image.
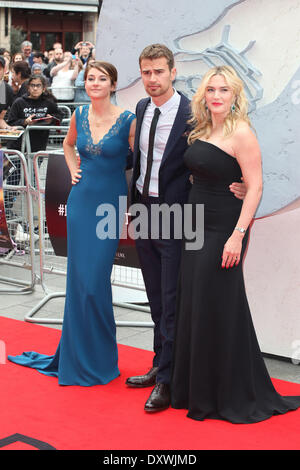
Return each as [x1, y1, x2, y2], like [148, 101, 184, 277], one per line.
[139, 44, 175, 70]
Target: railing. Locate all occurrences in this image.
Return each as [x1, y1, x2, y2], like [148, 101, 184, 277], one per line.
[0, 150, 36, 294]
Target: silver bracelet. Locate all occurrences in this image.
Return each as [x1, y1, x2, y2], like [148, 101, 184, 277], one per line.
[235, 227, 246, 233]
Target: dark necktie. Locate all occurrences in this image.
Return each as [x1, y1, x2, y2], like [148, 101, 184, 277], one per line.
[142, 107, 161, 197]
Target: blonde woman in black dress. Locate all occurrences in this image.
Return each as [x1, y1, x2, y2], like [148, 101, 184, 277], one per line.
[171, 65, 300, 423]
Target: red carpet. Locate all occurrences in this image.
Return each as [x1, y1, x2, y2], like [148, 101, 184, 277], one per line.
[0, 316, 300, 450]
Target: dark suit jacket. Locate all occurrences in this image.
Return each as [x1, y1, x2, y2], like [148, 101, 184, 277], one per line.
[130, 91, 192, 206]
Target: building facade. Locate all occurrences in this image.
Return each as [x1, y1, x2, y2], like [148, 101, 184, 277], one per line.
[0, 0, 100, 52]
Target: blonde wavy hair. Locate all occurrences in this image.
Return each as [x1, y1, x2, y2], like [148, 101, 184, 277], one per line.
[188, 65, 251, 145]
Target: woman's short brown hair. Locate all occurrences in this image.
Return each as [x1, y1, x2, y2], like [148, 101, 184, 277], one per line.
[84, 60, 118, 85]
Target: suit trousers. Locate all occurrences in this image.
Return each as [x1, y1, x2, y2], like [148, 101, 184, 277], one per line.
[134, 192, 183, 384]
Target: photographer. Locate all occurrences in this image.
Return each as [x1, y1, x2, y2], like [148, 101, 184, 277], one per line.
[72, 41, 94, 64]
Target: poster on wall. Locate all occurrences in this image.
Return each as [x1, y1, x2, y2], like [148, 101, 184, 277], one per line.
[45, 153, 140, 268]
[0, 151, 15, 250]
[96, 0, 300, 218]
[96, 0, 300, 358]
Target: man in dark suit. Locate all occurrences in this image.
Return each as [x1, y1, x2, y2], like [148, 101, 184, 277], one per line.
[126, 44, 244, 412]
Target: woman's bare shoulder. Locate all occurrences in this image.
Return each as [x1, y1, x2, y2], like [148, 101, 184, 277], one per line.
[234, 120, 257, 143]
[232, 120, 260, 159]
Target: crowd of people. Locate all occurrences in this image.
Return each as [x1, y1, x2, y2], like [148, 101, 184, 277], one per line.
[0, 39, 96, 185]
[0, 39, 95, 130]
[0, 40, 95, 237]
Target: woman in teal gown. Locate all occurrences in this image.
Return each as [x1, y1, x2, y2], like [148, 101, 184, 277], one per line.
[8, 61, 136, 386]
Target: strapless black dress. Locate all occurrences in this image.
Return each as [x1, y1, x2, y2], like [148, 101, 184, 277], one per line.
[171, 140, 300, 423]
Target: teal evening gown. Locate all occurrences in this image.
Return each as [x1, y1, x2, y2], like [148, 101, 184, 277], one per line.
[8, 105, 136, 386]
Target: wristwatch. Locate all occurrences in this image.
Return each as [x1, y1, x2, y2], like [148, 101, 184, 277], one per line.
[235, 227, 246, 233]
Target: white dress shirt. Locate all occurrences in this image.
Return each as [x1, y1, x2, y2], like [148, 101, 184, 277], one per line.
[136, 89, 181, 197]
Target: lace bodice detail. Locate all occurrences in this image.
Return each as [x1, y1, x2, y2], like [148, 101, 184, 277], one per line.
[75, 105, 135, 157]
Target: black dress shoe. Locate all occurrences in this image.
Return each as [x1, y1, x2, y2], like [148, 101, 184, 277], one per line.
[125, 366, 158, 388]
[144, 383, 170, 412]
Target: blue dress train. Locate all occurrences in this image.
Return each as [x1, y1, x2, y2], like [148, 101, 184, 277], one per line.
[8, 105, 136, 386]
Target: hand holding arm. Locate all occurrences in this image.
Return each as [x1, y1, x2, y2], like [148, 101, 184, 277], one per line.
[229, 177, 247, 200]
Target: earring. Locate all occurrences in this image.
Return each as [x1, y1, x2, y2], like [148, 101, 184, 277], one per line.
[231, 103, 236, 113]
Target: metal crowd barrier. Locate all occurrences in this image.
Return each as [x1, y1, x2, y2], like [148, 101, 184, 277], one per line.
[24, 151, 67, 324]
[48, 83, 89, 96]
[24, 150, 152, 327]
[47, 87, 91, 116]
[0, 150, 36, 294]
[57, 104, 72, 126]
[20, 124, 70, 185]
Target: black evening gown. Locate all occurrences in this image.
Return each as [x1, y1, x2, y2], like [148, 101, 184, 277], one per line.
[171, 140, 300, 424]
